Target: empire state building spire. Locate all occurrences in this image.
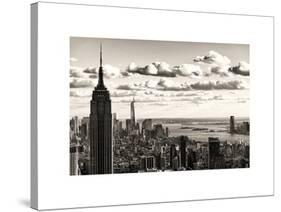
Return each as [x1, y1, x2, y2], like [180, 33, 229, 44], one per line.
[95, 44, 106, 90]
[89, 44, 112, 175]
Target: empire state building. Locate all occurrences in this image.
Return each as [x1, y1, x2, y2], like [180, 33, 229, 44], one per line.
[89, 45, 112, 174]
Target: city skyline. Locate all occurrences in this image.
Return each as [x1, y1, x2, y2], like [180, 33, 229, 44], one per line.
[69, 38, 250, 175]
[70, 37, 250, 119]
[70, 101, 250, 175]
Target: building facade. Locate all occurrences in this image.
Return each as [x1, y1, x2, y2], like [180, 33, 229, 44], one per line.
[89, 45, 113, 174]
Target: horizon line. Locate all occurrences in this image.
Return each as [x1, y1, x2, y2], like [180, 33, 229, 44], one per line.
[70, 116, 250, 120]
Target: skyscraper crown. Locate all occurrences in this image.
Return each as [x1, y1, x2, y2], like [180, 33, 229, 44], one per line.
[95, 44, 107, 90]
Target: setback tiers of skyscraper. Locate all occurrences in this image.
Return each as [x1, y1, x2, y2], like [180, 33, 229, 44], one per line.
[89, 45, 113, 174]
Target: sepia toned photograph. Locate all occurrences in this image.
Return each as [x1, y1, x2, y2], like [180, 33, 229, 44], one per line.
[69, 37, 250, 175]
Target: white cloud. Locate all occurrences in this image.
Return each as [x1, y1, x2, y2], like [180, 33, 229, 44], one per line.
[132, 79, 191, 91]
[194, 51, 250, 77]
[83, 64, 129, 78]
[70, 66, 88, 78]
[194, 50, 231, 66]
[229, 61, 250, 76]
[144, 79, 159, 89]
[70, 90, 91, 97]
[209, 66, 231, 77]
[144, 90, 200, 98]
[111, 91, 137, 97]
[191, 80, 248, 90]
[115, 84, 143, 91]
[157, 78, 191, 91]
[111, 90, 227, 105]
[117, 78, 248, 91]
[154, 62, 175, 77]
[70, 78, 94, 88]
[172, 64, 203, 78]
[194, 50, 232, 77]
[126, 62, 202, 78]
[127, 62, 176, 77]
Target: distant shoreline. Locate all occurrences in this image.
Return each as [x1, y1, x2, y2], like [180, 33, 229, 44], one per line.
[70, 116, 250, 121]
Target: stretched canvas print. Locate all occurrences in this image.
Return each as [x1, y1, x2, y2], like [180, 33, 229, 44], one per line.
[31, 2, 274, 210]
[69, 38, 250, 175]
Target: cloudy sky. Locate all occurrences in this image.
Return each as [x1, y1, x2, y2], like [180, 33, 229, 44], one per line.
[70, 37, 249, 119]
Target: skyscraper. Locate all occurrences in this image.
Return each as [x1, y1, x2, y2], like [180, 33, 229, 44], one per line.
[81, 117, 89, 141]
[70, 116, 80, 135]
[180, 136, 189, 168]
[130, 98, 136, 130]
[146, 156, 156, 170]
[112, 113, 118, 135]
[170, 144, 177, 170]
[154, 124, 165, 138]
[208, 137, 225, 169]
[142, 119, 152, 131]
[70, 144, 81, 175]
[89, 44, 112, 175]
[165, 127, 169, 137]
[156, 153, 166, 171]
[230, 116, 235, 134]
[126, 119, 132, 135]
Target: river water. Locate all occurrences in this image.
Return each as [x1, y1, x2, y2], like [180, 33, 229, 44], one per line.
[152, 118, 249, 144]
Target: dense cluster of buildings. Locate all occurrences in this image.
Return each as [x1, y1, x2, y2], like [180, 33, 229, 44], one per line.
[70, 99, 250, 175]
[69, 46, 250, 175]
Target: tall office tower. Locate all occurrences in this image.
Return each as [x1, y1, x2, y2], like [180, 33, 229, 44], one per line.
[156, 153, 166, 170]
[130, 98, 136, 129]
[125, 119, 132, 134]
[70, 116, 80, 135]
[180, 136, 189, 168]
[172, 155, 179, 171]
[165, 127, 169, 137]
[118, 121, 123, 132]
[208, 137, 225, 169]
[81, 117, 89, 140]
[244, 145, 250, 168]
[230, 116, 235, 134]
[112, 113, 118, 135]
[160, 156, 166, 170]
[232, 143, 238, 158]
[187, 148, 196, 169]
[69, 118, 75, 140]
[113, 113, 117, 128]
[74, 116, 80, 135]
[136, 122, 140, 135]
[89, 45, 112, 175]
[177, 145, 182, 169]
[140, 156, 147, 171]
[142, 119, 152, 131]
[225, 143, 233, 158]
[154, 124, 165, 138]
[242, 121, 250, 134]
[146, 156, 156, 170]
[113, 113, 117, 121]
[70, 118, 75, 132]
[170, 144, 177, 169]
[155, 153, 162, 170]
[70, 144, 81, 175]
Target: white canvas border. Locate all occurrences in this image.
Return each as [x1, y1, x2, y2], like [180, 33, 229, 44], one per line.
[32, 2, 274, 210]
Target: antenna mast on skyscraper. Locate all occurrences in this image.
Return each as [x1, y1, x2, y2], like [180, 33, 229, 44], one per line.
[100, 43, 103, 67]
[95, 43, 106, 90]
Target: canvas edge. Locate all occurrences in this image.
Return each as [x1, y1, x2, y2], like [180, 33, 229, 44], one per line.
[31, 2, 39, 210]
[29, 2, 275, 210]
